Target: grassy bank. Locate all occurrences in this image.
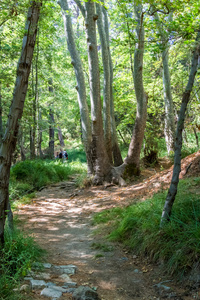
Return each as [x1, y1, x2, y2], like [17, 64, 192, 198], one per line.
[93, 177, 200, 277]
[9, 158, 87, 201]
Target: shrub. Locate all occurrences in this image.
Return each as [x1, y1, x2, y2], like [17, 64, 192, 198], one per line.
[0, 227, 45, 299]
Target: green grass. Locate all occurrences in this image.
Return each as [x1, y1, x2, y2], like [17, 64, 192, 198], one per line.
[10, 158, 87, 200]
[92, 177, 200, 277]
[0, 226, 45, 299]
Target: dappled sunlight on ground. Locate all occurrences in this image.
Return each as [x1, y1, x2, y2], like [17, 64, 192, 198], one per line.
[15, 152, 200, 299]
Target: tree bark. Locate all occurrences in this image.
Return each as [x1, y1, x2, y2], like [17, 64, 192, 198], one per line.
[96, 3, 112, 164]
[98, 2, 123, 166]
[49, 108, 55, 159]
[59, 0, 93, 175]
[37, 109, 43, 158]
[154, 12, 175, 154]
[0, 0, 42, 247]
[85, 0, 111, 183]
[102, 6, 123, 167]
[123, 2, 147, 176]
[160, 29, 200, 227]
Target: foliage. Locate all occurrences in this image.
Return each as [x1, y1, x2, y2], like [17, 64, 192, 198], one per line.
[93, 177, 200, 277]
[10, 156, 87, 200]
[0, 226, 45, 299]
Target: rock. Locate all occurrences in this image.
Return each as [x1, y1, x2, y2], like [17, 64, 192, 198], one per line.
[47, 282, 57, 287]
[65, 288, 76, 293]
[59, 274, 72, 281]
[30, 279, 46, 290]
[63, 282, 77, 288]
[50, 286, 67, 293]
[40, 287, 62, 298]
[20, 284, 31, 292]
[54, 265, 77, 275]
[35, 272, 51, 280]
[43, 263, 52, 269]
[72, 286, 101, 300]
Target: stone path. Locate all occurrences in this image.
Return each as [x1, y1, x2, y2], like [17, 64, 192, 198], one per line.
[16, 176, 199, 300]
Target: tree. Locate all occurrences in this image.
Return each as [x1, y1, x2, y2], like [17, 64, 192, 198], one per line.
[0, 0, 42, 247]
[58, 0, 93, 174]
[153, 10, 176, 155]
[97, 1, 123, 166]
[123, 1, 148, 176]
[160, 28, 200, 227]
[85, 0, 111, 183]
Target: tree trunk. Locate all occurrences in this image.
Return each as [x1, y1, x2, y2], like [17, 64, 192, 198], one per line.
[49, 108, 55, 159]
[85, 0, 111, 183]
[102, 5, 123, 166]
[162, 47, 176, 154]
[48, 79, 55, 159]
[30, 126, 35, 159]
[154, 12, 175, 154]
[58, 126, 65, 147]
[19, 127, 26, 161]
[37, 109, 43, 158]
[96, 3, 112, 164]
[0, 0, 41, 247]
[123, 2, 147, 176]
[160, 29, 200, 227]
[59, 0, 93, 175]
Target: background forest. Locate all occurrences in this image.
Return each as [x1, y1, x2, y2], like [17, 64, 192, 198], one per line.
[1, 0, 199, 162]
[0, 0, 200, 299]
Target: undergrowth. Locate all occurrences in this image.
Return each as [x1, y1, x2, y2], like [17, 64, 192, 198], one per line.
[10, 159, 87, 200]
[0, 226, 45, 299]
[93, 177, 200, 278]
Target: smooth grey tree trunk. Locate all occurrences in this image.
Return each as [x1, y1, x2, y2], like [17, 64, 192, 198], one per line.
[97, 2, 123, 166]
[155, 12, 175, 154]
[59, 0, 93, 175]
[85, 0, 111, 183]
[160, 29, 200, 227]
[0, 0, 42, 246]
[123, 2, 147, 176]
[96, 3, 112, 164]
[102, 6, 123, 167]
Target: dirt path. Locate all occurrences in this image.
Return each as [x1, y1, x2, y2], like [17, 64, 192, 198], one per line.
[16, 152, 200, 299]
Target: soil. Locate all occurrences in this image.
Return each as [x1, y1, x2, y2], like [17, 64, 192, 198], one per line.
[16, 151, 200, 300]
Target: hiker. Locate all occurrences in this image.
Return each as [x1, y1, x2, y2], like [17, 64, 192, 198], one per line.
[63, 150, 68, 161]
[58, 150, 63, 159]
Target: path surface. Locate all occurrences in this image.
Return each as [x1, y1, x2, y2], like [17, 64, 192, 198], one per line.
[16, 152, 200, 299]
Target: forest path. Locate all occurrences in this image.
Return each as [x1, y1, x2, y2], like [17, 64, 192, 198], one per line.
[16, 152, 200, 299]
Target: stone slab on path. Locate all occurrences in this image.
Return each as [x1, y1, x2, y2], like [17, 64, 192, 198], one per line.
[40, 287, 62, 299]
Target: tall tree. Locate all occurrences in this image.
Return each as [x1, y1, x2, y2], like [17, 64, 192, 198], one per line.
[58, 0, 93, 174]
[123, 1, 148, 176]
[48, 79, 55, 158]
[160, 29, 200, 226]
[97, 1, 123, 166]
[0, 0, 42, 246]
[85, 0, 111, 183]
[102, 5, 123, 167]
[154, 10, 175, 154]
